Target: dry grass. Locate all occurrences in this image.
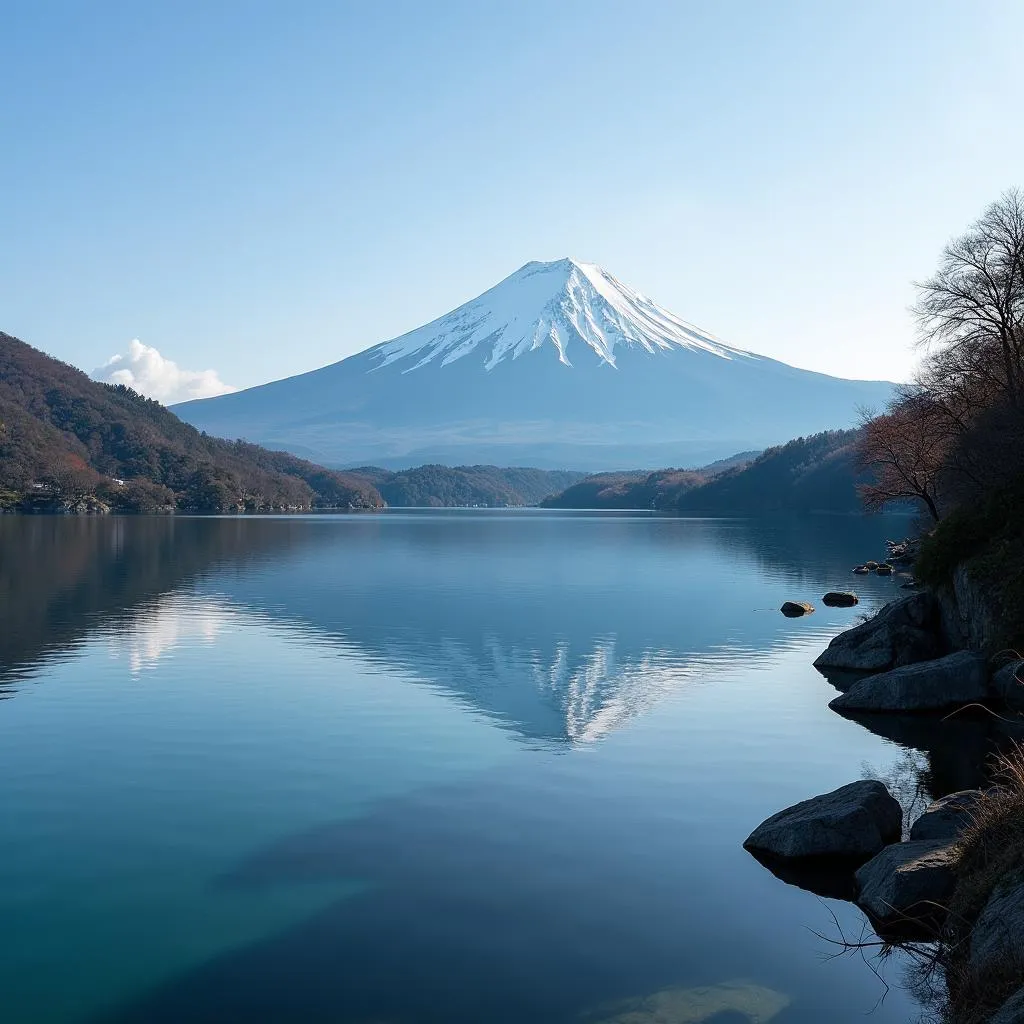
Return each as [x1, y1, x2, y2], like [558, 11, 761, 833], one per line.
[938, 947, 1024, 1024]
[951, 745, 1024, 926]
[935, 743, 1024, 1023]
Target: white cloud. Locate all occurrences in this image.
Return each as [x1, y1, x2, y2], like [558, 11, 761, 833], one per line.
[93, 339, 238, 405]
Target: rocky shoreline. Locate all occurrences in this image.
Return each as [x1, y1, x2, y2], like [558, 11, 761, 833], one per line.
[749, 562, 1024, 1022]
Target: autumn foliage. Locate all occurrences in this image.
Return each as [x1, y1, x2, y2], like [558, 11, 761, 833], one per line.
[0, 331, 384, 512]
[857, 189, 1024, 520]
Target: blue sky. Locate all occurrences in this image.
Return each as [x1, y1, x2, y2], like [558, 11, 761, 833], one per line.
[2, 0, 1022, 399]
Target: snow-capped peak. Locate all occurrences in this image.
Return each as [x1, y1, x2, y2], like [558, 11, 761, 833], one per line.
[371, 258, 752, 373]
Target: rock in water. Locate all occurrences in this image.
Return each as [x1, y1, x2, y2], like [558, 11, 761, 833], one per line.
[743, 781, 902, 860]
[823, 592, 859, 608]
[876, 564, 894, 575]
[813, 592, 942, 673]
[828, 651, 989, 713]
[781, 601, 814, 617]
[909, 790, 984, 843]
[855, 839, 958, 938]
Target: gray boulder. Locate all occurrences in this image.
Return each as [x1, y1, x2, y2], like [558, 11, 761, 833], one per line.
[992, 985, 1024, 1024]
[855, 839, 958, 937]
[909, 790, 983, 843]
[993, 660, 1024, 711]
[823, 592, 859, 608]
[743, 781, 902, 860]
[829, 651, 989, 713]
[813, 593, 942, 673]
[972, 881, 1024, 971]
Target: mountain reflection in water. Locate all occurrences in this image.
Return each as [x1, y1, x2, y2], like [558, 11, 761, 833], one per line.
[0, 511, 1014, 1024]
[3, 511, 898, 739]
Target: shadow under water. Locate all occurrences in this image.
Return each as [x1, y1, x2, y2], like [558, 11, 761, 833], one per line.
[89, 762, 800, 1024]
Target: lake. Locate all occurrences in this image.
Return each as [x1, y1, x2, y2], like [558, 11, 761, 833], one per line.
[0, 511, 998, 1024]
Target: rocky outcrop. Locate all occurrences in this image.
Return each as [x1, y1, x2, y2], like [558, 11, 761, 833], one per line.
[823, 592, 859, 608]
[743, 781, 902, 861]
[909, 790, 984, 843]
[855, 839, 959, 937]
[780, 601, 814, 617]
[813, 593, 943, 673]
[971, 881, 1024, 972]
[828, 651, 989, 713]
[938, 562, 1004, 652]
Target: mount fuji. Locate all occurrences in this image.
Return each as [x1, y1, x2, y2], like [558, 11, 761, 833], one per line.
[173, 259, 894, 470]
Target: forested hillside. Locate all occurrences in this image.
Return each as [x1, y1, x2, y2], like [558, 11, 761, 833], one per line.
[676, 430, 862, 513]
[351, 464, 584, 507]
[540, 469, 702, 509]
[0, 332, 383, 512]
[541, 434, 861, 513]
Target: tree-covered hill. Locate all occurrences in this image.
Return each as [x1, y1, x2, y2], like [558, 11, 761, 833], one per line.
[675, 430, 863, 513]
[0, 331, 384, 512]
[350, 464, 585, 507]
[539, 469, 704, 509]
[539, 452, 759, 510]
[541, 434, 862, 513]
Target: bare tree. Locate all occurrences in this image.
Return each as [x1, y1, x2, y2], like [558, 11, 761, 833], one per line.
[856, 398, 952, 521]
[914, 188, 1024, 407]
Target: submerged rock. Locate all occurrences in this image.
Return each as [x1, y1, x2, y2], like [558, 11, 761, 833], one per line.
[743, 780, 902, 861]
[855, 839, 958, 938]
[780, 601, 814, 617]
[581, 980, 791, 1024]
[813, 592, 942, 673]
[909, 790, 983, 843]
[828, 651, 989, 714]
[823, 592, 859, 608]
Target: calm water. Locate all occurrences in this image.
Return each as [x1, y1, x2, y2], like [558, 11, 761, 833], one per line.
[0, 511, 1000, 1024]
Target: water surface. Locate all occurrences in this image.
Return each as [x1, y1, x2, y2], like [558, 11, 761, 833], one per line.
[0, 512, 982, 1023]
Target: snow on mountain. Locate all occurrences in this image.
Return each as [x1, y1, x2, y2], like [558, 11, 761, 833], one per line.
[373, 258, 747, 372]
[173, 258, 895, 470]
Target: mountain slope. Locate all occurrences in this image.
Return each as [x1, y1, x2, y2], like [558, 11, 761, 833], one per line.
[371, 259, 747, 370]
[173, 259, 895, 471]
[540, 452, 759, 509]
[541, 432, 862, 513]
[0, 332, 383, 511]
[675, 430, 863, 513]
[352, 465, 584, 507]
